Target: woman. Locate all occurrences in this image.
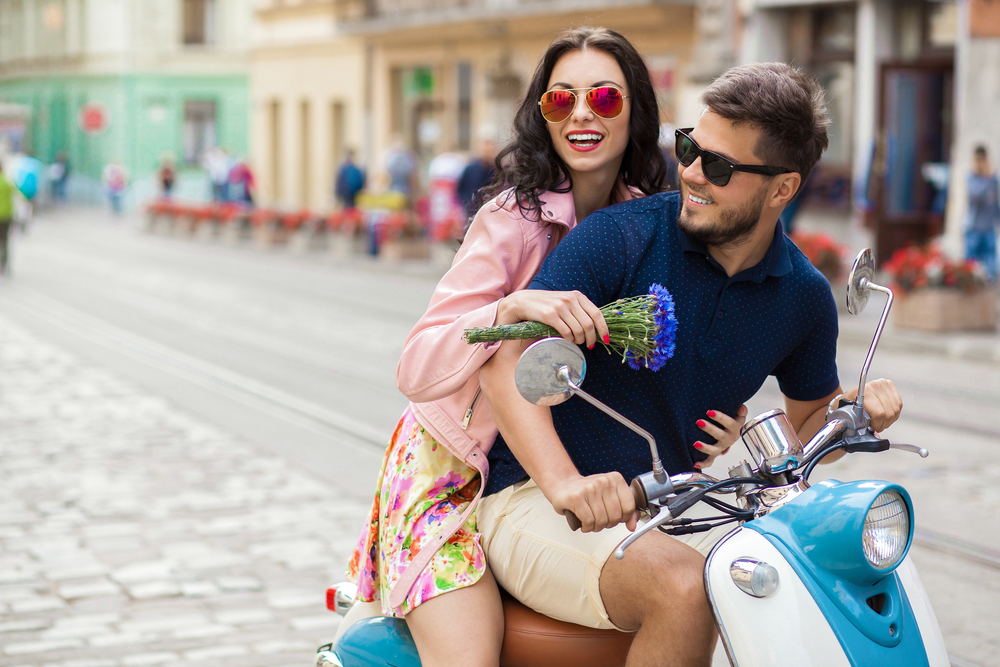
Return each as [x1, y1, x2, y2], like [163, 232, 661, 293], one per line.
[346, 27, 745, 666]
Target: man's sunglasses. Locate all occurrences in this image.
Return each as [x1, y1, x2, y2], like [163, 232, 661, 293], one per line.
[538, 86, 627, 124]
[675, 128, 791, 187]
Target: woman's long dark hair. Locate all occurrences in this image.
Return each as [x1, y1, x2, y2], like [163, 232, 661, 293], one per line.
[478, 26, 667, 221]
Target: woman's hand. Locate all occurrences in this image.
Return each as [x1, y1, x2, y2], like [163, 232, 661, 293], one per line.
[497, 290, 609, 349]
[692, 405, 748, 469]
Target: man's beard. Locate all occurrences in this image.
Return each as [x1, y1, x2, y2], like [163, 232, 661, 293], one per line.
[678, 183, 770, 248]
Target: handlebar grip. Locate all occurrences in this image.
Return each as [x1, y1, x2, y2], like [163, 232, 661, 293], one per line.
[565, 511, 582, 531]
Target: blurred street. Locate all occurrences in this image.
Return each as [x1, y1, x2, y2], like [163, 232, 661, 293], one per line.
[1, 207, 1000, 666]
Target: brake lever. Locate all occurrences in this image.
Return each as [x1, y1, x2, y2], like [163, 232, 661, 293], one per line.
[613, 488, 703, 560]
[889, 442, 929, 458]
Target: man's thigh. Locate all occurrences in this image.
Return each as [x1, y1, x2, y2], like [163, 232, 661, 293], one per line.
[478, 480, 734, 631]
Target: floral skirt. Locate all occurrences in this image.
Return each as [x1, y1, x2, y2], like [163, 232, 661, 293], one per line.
[347, 406, 486, 617]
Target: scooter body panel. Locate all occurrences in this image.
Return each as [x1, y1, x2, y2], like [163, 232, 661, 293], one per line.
[896, 556, 949, 666]
[332, 616, 420, 667]
[708, 480, 944, 666]
[707, 526, 850, 667]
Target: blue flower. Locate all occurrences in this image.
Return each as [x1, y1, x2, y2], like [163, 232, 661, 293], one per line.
[639, 283, 677, 372]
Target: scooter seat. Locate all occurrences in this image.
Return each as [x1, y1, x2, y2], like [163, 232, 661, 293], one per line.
[499, 591, 634, 667]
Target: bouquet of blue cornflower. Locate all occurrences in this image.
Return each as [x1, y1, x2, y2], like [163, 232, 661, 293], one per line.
[463, 284, 677, 371]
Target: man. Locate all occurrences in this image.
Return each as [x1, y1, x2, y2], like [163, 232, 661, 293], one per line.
[0, 161, 13, 275]
[335, 149, 366, 210]
[457, 139, 496, 216]
[477, 62, 903, 667]
[965, 144, 1000, 282]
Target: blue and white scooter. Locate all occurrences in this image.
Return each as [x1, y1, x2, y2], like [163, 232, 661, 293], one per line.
[317, 248, 948, 667]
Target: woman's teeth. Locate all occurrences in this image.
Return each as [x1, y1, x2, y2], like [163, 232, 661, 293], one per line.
[568, 133, 603, 147]
[689, 194, 712, 205]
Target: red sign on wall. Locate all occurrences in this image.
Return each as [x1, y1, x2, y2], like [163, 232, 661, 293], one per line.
[78, 103, 109, 135]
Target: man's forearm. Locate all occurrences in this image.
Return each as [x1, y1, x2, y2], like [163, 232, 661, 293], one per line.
[479, 339, 581, 495]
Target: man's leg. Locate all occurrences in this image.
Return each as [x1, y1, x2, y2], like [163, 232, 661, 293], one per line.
[599, 531, 716, 667]
[479, 481, 724, 667]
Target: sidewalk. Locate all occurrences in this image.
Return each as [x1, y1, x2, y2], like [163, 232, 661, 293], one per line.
[0, 317, 369, 667]
[836, 290, 1000, 364]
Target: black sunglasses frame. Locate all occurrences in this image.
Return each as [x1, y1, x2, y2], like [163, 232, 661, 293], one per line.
[675, 128, 791, 187]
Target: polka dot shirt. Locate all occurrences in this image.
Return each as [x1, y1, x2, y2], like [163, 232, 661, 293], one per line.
[485, 191, 841, 495]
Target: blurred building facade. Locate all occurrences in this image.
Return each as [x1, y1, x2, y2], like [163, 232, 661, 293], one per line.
[0, 0, 251, 204]
[251, 0, 735, 210]
[741, 0, 1000, 262]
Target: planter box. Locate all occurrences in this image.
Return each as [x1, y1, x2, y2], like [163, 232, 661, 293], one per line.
[893, 288, 997, 332]
[380, 237, 430, 261]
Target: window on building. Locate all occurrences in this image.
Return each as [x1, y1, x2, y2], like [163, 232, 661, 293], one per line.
[183, 0, 216, 45]
[183, 100, 217, 165]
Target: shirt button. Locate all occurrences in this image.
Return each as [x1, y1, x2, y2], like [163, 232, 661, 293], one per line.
[547, 233, 551, 240]
[546, 210, 554, 217]
[717, 310, 724, 318]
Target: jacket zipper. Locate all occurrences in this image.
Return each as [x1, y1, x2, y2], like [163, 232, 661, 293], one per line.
[462, 388, 483, 430]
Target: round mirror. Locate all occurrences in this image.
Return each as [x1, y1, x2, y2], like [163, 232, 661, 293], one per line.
[514, 337, 586, 406]
[846, 248, 876, 315]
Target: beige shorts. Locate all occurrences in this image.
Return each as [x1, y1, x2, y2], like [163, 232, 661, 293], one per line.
[478, 479, 733, 631]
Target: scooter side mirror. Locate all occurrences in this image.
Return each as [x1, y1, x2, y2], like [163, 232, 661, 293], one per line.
[846, 248, 876, 315]
[514, 337, 586, 406]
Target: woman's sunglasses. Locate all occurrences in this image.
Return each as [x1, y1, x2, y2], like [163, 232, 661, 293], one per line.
[538, 86, 627, 124]
[675, 128, 791, 187]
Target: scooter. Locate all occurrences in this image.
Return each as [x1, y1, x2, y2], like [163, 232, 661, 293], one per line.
[316, 248, 948, 667]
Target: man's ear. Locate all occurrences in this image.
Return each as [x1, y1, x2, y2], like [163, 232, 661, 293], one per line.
[769, 172, 802, 209]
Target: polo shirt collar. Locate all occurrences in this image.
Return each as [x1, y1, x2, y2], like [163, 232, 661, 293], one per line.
[677, 220, 792, 282]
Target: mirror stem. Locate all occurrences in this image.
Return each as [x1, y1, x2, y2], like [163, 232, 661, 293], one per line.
[559, 368, 667, 484]
[855, 279, 893, 411]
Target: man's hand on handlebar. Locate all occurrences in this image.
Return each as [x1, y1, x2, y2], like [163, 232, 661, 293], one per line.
[549, 471, 639, 533]
[693, 405, 748, 469]
[841, 378, 903, 432]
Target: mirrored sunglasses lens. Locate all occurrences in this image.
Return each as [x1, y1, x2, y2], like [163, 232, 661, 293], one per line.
[540, 91, 574, 122]
[587, 87, 623, 118]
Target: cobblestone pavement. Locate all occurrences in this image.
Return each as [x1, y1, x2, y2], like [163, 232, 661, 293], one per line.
[0, 317, 371, 666]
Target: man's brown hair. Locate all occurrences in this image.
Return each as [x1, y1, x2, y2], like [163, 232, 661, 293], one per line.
[701, 62, 829, 196]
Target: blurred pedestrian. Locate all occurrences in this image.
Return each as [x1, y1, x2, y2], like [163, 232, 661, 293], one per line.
[0, 160, 14, 275]
[204, 146, 232, 202]
[457, 139, 496, 216]
[965, 144, 1000, 282]
[227, 158, 255, 206]
[335, 149, 366, 210]
[49, 150, 70, 203]
[102, 161, 129, 215]
[383, 136, 418, 199]
[158, 153, 176, 198]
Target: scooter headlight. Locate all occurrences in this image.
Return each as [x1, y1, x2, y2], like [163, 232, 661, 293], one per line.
[862, 489, 909, 570]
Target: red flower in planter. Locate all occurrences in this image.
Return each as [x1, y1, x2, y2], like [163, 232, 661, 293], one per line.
[789, 231, 848, 282]
[884, 243, 988, 295]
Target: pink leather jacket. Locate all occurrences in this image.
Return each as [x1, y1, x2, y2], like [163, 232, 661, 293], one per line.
[388, 184, 634, 608]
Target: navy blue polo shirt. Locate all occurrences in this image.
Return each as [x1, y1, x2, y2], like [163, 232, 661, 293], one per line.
[484, 191, 840, 496]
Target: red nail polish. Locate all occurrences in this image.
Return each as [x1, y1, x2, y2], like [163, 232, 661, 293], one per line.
[603, 333, 610, 345]
[694, 463, 701, 469]
[693, 442, 703, 449]
[587, 343, 594, 350]
[696, 420, 706, 428]
[707, 410, 716, 418]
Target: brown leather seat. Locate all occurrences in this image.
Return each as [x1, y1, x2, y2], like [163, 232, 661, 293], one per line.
[499, 591, 634, 667]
